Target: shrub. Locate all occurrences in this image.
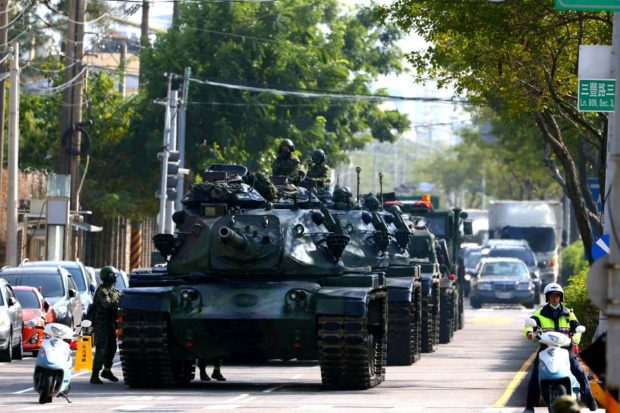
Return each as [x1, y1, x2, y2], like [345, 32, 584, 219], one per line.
[563, 267, 599, 347]
[561, 240, 588, 285]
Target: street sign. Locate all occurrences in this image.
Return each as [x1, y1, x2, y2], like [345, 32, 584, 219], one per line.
[556, 0, 620, 11]
[587, 177, 603, 213]
[578, 79, 616, 112]
[592, 234, 610, 261]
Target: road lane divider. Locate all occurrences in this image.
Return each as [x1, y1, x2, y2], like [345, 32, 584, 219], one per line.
[493, 350, 537, 407]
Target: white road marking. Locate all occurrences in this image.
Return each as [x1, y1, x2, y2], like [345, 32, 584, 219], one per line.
[300, 405, 333, 409]
[18, 406, 58, 411]
[203, 405, 240, 410]
[291, 374, 304, 379]
[114, 405, 154, 411]
[262, 385, 282, 393]
[223, 394, 250, 403]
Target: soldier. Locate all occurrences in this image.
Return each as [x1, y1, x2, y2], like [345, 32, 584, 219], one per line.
[271, 139, 301, 182]
[306, 149, 331, 188]
[331, 186, 354, 210]
[197, 357, 226, 381]
[89, 266, 122, 384]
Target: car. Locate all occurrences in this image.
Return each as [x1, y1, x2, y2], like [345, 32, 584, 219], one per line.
[481, 241, 542, 304]
[20, 260, 96, 319]
[13, 286, 57, 356]
[460, 243, 483, 297]
[94, 268, 129, 291]
[0, 267, 83, 331]
[470, 257, 536, 309]
[0, 278, 23, 361]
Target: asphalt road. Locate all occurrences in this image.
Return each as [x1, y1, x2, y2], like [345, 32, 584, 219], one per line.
[0, 304, 604, 412]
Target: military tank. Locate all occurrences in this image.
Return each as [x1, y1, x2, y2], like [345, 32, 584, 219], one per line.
[120, 165, 387, 390]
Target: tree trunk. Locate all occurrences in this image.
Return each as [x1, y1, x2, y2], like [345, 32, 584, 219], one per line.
[534, 111, 595, 263]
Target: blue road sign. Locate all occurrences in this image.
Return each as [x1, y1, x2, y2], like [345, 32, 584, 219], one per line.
[592, 234, 610, 261]
[587, 177, 603, 213]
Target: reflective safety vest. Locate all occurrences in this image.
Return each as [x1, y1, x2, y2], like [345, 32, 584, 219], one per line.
[523, 303, 582, 345]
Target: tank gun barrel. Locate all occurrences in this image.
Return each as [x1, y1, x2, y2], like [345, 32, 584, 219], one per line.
[219, 226, 248, 250]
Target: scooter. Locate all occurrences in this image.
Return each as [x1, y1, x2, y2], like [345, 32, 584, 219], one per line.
[525, 317, 586, 412]
[33, 320, 92, 404]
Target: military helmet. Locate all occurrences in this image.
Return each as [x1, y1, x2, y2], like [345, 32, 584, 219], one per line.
[544, 282, 564, 302]
[311, 149, 326, 164]
[364, 195, 381, 212]
[279, 139, 295, 152]
[333, 186, 352, 203]
[100, 266, 118, 285]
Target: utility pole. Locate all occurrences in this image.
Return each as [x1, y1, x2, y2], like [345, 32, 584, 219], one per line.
[157, 75, 173, 234]
[6, 43, 19, 266]
[165, 90, 178, 234]
[119, 42, 127, 98]
[139, 0, 150, 86]
[0, 0, 10, 208]
[176, 67, 191, 212]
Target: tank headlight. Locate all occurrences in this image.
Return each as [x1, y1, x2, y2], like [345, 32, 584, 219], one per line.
[285, 289, 308, 311]
[180, 288, 201, 302]
[464, 274, 471, 281]
[311, 211, 325, 226]
[293, 224, 305, 238]
[345, 224, 355, 235]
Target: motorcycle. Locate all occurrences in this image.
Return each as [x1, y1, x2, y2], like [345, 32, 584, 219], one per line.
[525, 317, 586, 412]
[33, 320, 92, 404]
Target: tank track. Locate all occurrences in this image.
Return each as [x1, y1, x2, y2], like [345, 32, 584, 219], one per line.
[120, 310, 195, 388]
[386, 285, 422, 365]
[439, 287, 455, 344]
[318, 291, 387, 389]
[457, 286, 465, 330]
[421, 282, 440, 353]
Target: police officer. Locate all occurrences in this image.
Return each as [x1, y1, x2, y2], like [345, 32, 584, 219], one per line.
[306, 149, 331, 188]
[522, 283, 597, 412]
[271, 139, 301, 181]
[89, 266, 122, 384]
[197, 357, 226, 381]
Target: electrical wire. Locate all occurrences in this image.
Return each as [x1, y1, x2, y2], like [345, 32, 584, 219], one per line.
[0, 25, 31, 48]
[26, 60, 80, 74]
[63, 12, 110, 26]
[22, 65, 88, 95]
[181, 75, 469, 103]
[0, 1, 32, 31]
[0, 0, 23, 15]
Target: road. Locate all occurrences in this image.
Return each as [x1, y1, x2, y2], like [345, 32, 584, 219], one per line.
[0, 305, 604, 412]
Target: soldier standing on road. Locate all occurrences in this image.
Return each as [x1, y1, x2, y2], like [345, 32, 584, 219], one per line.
[89, 266, 122, 384]
[197, 358, 226, 381]
[271, 139, 301, 182]
[522, 283, 597, 412]
[306, 149, 331, 188]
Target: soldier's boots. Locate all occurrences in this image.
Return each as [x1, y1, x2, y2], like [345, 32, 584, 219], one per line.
[101, 369, 119, 382]
[90, 370, 103, 384]
[211, 370, 226, 381]
[199, 370, 211, 381]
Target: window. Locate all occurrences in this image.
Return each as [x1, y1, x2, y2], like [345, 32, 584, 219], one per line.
[63, 267, 87, 292]
[0, 286, 5, 305]
[18, 274, 64, 297]
[488, 248, 536, 266]
[14, 289, 41, 309]
[481, 262, 528, 277]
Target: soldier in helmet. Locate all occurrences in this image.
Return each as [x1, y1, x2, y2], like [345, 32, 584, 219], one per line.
[271, 139, 301, 182]
[306, 149, 331, 188]
[89, 266, 122, 384]
[332, 186, 354, 210]
[364, 195, 381, 212]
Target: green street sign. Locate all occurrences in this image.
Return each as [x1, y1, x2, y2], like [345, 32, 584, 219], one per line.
[578, 79, 616, 112]
[556, 0, 620, 11]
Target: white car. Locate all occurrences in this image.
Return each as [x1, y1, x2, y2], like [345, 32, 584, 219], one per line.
[0, 278, 23, 361]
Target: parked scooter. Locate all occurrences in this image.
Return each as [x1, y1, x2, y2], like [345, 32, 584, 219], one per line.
[33, 320, 92, 404]
[525, 317, 586, 412]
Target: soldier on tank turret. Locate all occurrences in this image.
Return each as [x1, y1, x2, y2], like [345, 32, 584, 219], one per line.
[364, 195, 381, 212]
[306, 149, 331, 188]
[272, 139, 301, 182]
[331, 186, 355, 210]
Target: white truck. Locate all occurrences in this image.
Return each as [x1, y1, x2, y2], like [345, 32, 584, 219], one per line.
[488, 200, 562, 286]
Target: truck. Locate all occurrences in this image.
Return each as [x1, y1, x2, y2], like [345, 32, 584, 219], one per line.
[488, 200, 562, 287]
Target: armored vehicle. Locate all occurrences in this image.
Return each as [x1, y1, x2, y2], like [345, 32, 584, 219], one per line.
[120, 166, 387, 390]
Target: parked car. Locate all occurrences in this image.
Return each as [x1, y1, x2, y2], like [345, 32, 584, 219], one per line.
[459, 243, 482, 297]
[13, 286, 57, 356]
[0, 267, 83, 331]
[0, 278, 23, 361]
[470, 257, 536, 309]
[481, 241, 542, 304]
[20, 260, 95, 319]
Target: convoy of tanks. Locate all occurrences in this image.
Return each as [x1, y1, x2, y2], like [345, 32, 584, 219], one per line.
[118, 165, 472, 390]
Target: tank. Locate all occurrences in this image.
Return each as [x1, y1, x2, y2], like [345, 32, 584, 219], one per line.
[119, 165, 387, 390]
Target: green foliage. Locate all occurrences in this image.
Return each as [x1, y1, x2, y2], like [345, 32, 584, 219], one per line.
[561, 240, 588, 283]
[132, 0, 409, 178]
[563, 268, 599, 348]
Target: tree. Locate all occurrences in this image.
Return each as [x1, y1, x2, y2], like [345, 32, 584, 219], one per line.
[380, 0, 610, 261]
[130, 0, 409, 183]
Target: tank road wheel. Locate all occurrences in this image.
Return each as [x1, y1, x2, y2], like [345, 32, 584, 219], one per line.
[432, 282, 440, 348]
[439, 288, 454, 344]
[318, 292, 387, 390]
[412, 284, 422, 361]
[120, 310, 195, 388]
[386, 301, 415, 366]
[421, 286, 438, 353]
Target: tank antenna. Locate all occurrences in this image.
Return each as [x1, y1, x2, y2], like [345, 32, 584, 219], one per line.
[378, 171, 384, 209]
[355, 166, 361, 206]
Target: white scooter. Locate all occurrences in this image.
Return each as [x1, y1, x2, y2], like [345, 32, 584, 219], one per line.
[33, 320, 92, 404]
[525, 317, 586, 412]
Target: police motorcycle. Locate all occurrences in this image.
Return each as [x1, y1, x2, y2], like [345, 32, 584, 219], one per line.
[33, 320, 92, 404]
[525, 317, 586, 412]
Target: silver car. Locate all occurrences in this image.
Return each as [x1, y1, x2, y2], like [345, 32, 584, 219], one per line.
[0, 278, 23, 361]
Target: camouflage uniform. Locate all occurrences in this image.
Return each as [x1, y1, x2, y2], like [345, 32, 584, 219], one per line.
[306, 162, 331, 188]
[90, 271, 121, 383]
[272, 155, 301, 182]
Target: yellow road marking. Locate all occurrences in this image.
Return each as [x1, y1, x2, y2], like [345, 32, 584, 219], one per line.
[493, 350, 537, 407]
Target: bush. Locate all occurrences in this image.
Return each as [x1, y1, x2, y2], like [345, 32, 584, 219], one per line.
[563, 267, 599, 347]
[561, 240, 588, 285]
